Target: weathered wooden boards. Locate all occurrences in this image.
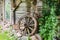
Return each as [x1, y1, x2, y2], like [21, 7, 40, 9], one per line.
[0, 0, 3, 21]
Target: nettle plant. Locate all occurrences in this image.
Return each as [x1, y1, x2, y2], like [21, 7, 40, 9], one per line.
[38, 0, 58, 40]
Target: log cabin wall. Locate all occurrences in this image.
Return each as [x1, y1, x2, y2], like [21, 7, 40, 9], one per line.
[11, 0, 42, 24]
[0, 0, 43, 24]
[0, 0, 4, 22]
[0, 0, 3, 21]
[11, 0, 27, 24]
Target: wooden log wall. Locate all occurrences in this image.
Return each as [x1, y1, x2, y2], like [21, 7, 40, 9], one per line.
[0, 0, 4, 21]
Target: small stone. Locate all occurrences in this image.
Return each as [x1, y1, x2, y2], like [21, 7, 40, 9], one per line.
[31, 34, 42, 40]
[17, 32, 22, 37]
[21, 36, 28, 40]
[31, 36, 38, 40]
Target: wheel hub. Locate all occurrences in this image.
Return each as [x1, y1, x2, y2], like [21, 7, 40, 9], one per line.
[24, 23, 30, 28]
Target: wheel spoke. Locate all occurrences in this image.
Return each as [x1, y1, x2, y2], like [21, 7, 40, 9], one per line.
[25, 17, 29, 25]
[24, 28, 27, 34]
[28, 17, 31, 23]
[28, 27, 33, 31]
[26, 28, 30, 34]
[27, 17, 31, 24]
[29, 24, 34, 27]
[24, 18, 27, 23]
[30, 20, 33, 24]
[29, 21, 34, 26]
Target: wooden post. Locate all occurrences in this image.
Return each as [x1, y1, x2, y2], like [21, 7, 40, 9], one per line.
[13, 0, 16, 24]
[13, 0, 22, 24]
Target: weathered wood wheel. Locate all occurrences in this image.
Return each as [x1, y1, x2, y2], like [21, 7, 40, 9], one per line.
[18, 16, 37, 36]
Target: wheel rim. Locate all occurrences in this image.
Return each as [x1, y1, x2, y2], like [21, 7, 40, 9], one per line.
[18, 16, 37, 36]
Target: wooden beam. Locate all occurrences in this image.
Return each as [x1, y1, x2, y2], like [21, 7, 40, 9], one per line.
[13, 1, 22, 24]
[13, 1, 22, 12]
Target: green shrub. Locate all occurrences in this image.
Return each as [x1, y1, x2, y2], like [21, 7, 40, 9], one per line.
[38, 0, 58, 40]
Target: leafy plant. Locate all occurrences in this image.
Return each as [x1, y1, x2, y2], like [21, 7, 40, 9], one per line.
[0, 30, 17, 40]
[0, 25, 17, 40]
[28, 36, 31, 40]
[38, 0, 58, 40]
[56, 20, 60, 38]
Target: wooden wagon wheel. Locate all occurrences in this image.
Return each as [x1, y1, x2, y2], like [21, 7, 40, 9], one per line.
[18, 16, 37, 36]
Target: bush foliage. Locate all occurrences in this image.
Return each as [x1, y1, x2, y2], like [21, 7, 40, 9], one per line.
[38, 0, 58, 40]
